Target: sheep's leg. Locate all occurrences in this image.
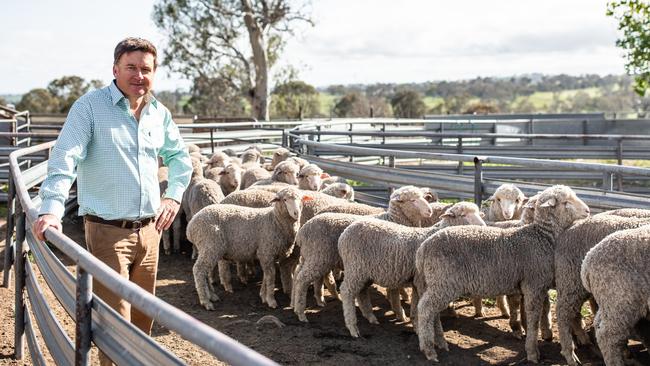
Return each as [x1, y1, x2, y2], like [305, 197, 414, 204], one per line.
[506, 294, 524, 339]
[496, 295, 510, 318]
[540, 294, 553, 341]
[358, 286, 378, 324]
[236, 262, 248, 284]
[172, 215, 182, 253]
[472, 297, 484, 317]
[208, 265, 219, 301]
[313, 277, 326, 307]
[522, 287, 544, 363]
[279, 251, 300, 296]
[217, 260, 233, 293]
[323, 271, 340, 301]
[388, 288, 408, 322]
[411, 273, 425, 331]
[417, 289, 444, 362]
[594, 310, 630, 366]
[162, 229, 172, 255]
[259, 258, 278, 308]
[340, 276, 365, 337]
[557, 291, 590, 366]
[433, 313, 449, 351]
[193, 254, 218, 310]
[400, 287, 410, 303]
[292, 262, 325, 322]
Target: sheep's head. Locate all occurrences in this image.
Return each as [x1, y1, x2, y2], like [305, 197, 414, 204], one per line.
[272, 187, 312, 221]
[288, 156, 309, 170]
[420, 188, 439, 203]
[390, 186, 433, 219]
[535, 185, 590, 229]
[209, 152, 231, 168]
[440, 202, 486, 226]
[218, 164, 242, 192]
[298, 164, 324, 191]
[190, 158, 204, 178]
[271, 148, 290, 169]
[186, 143, 201, 154]
[321, 183, 354, 201]
[487, 184, 526, 221]
[520, 194, 540, 224]
[240, 149, 263, 166]
[272, 161, 300, 185]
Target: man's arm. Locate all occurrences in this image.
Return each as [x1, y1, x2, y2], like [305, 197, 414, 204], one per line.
[156, 109, 191, 231]
[33, 99, 93, 240]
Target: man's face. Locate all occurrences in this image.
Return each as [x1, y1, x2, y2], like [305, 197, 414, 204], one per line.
[113, 51, 156, 100]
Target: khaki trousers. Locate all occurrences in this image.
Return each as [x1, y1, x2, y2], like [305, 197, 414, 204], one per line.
[84, 218, 161, 365]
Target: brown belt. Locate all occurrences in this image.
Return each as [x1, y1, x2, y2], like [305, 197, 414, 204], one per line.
[85, 214, 155, 230]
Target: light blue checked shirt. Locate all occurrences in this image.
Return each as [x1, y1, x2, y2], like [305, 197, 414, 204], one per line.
[39, 81, 192, 220]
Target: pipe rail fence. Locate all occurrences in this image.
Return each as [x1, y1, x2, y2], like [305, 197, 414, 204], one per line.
[2, 141, 277, 366]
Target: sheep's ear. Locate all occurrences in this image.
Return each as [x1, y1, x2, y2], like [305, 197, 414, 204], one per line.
[479, 212, 486, 219]
[539, 197, 557, 208]
[302, 195, 314, 202]
[423, 192, 438, 203]
[320, 173, 331, 179]
[440, 211, 455, 219]
[218, 170, 226, 175]
[270, 197, 280, 203]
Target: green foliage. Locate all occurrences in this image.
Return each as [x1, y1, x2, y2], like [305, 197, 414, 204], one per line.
[47, 76, 104, 113]
[17, 88, 60, 113]
[333, 92, 370, 117]
[0, 96, 6, 106]
[270, 80, 320, 119]
[607, 0, 650, 96]
[390, 90, 426, 118]
[186, 76, 247, 117]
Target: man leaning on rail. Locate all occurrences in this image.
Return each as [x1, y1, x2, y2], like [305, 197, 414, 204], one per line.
[32, 37, 192, 365]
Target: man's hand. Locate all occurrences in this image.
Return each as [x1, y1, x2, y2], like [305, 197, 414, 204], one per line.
[156, 198, 180, 232]
[32, 214, 62, 241]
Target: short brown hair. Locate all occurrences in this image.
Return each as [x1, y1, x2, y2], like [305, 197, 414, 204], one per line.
[113, 37, 158, 68]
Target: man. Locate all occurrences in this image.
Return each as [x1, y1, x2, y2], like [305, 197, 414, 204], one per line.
[32, 37, 191, 356]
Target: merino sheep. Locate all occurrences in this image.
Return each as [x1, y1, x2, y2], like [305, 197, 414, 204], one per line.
[476, 184, 527, 318]
[297, 164, 324, 191]
[338, 202, 485, 337]
[240, 166, 272, 189]
[555, 214, 650, 365]
[187, 187, 310, 310]
[292, 186, 434, 322]
[288, 156, 309, 170]
[414, 185, 589, 363]
[593, 208, 650, 219]
[207, 151, 232, 169]
[269, 147, 290, 170]
[158, 166, 181, 255]
[251, 161, 300, 187]
[220, 189, 277, 208]
[580, 224, 650, 366]
[217, 164, 242, 196]
[187, 143, 201, 154]
[319, 183, 355, 201]
[189, 179, 225, 218]
[319, 201, 385, 216]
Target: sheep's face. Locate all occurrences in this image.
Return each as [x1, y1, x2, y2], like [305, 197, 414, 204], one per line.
[441, 202, 486, 226]
[298, 173, 321, 191]
[391, 186, 433, 219]
[274, 162, 300, 185]
[273, 188, 307, 221]
[272, 149, 290, 168]
[209, 152, 231, 168]
[219, 165, 242, 191]
[421, 188, 439, 203]
[406, 196, 433, 218]
[535, 186, 590, 229]
[489, 184, 525, 220]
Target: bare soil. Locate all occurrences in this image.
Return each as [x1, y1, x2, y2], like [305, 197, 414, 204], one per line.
[1, 217, 648, 365]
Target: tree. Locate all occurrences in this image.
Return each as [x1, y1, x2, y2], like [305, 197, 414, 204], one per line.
[270, 80, 320, 119]
[153, 0, 313, 121]
[47, 76, 104, 113]
[186, 76, 248, 117]
[607, 0, 650, 96]
[16, 88, 60, 113]
[333, 92, 372, 117]
[390, 90, 426, 118]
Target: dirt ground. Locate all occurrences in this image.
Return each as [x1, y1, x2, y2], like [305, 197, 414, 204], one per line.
[1, 217, 648, 366]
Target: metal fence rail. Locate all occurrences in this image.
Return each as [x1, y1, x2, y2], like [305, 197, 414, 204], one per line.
[3, 141, 277, 366]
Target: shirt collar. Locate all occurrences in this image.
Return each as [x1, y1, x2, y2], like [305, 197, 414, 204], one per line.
[108, 80, 158, 109]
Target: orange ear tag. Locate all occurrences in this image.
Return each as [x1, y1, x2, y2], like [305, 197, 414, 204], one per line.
[302, 195, 314, 202]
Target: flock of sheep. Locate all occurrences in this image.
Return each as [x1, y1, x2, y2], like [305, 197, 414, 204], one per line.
[159, 144, 650, 366]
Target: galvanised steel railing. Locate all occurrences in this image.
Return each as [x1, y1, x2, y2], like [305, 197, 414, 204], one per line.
[3, 141, 277, 366]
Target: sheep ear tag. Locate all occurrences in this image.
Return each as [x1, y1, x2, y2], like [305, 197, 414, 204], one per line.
[320, 173, 331, 179]
[302, 195, 314, 202]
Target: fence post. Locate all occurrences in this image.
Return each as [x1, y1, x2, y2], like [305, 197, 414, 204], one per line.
[457, 137, 464, 175]
[282, 129, 288, 148]
[210, 129, 215, 154]
[602, 172, 614, 191]
[13, 202, 25, 360]
[528, 118, 534, 145]
[316, 125, 321, 143]
[388, 156, 395, 197]
[3, 176, 15, 287]
[616, 139, 623, 191]
[348, 123, 353, 163]
[473, 157, 484, 206]
[75, 266, 92, 366]
[582, 120, 588, 146]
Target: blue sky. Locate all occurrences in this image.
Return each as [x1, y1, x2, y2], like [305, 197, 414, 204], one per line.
[1, 0, 625, 94]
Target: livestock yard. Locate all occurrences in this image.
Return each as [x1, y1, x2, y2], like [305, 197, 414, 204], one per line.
[1, 113, 650, 365]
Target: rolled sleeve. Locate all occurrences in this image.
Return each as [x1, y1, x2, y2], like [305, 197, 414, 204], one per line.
[159, 110, 191, 202]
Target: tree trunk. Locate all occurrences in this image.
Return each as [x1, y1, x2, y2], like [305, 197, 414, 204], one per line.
[241, 0, 269, 121]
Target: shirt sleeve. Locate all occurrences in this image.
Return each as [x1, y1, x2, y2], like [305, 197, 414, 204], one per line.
[38, 98, 93, 219]
[158, 109, 191, 203]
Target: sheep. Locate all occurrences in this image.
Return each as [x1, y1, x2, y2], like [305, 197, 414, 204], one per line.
[580, 224, 650, 366]
[187, 187, 310, 310]
[414, 185, 590, 363]
[338, 202, 485, 337]
[220, 188, 277, 208]
[189, 179, 225, 218]
[318, 182, 354, 201]
[158, 166, 181, 255]
[205, 164, 242, 197]
[318, 201, 385, 216]
[207, 151, 232, 169]
[292, 186, 434, 322]
[250, 161, 300, 187]
[297, 164, 324, 191]
[240, 148, 264, 169]
[240, 166, 272, 189]
[187, 143, 201, 154]
[190, 151, 208, 163]
[268, 147, 290, 170]
[555, 214, 650, 365]
[420, 202, 453, 227]
[287, 156, 309, 170]
[475, 184, 527, 318]
[593, 208, 650, 219]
